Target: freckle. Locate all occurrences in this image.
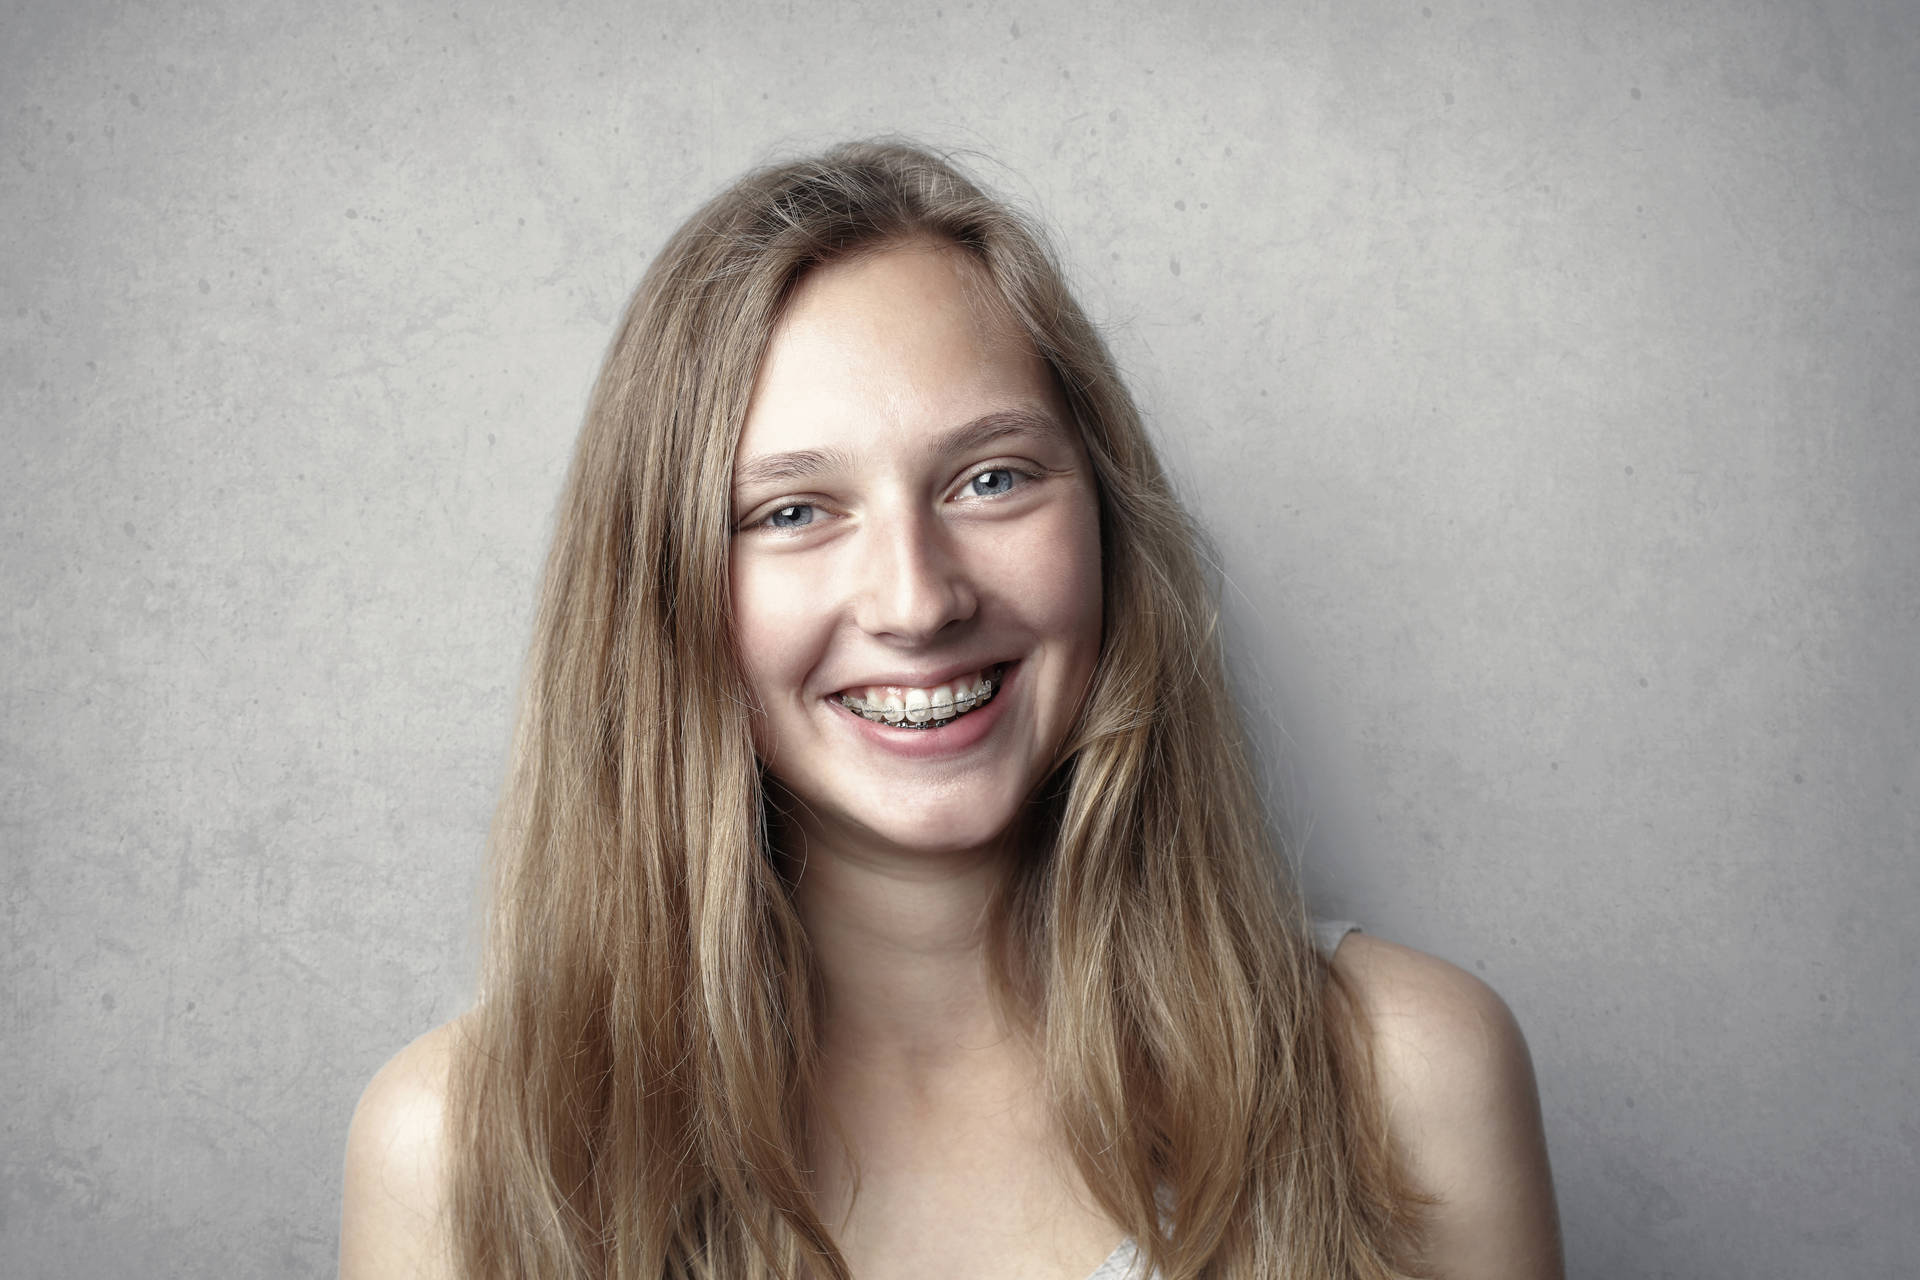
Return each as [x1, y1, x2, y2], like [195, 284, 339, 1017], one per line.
[1638, 677, 1648, 688]
[1630, 86, 1642, 99]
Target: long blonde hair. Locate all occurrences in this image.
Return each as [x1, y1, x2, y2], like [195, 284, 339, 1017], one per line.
[451, 140, 1421, 1279]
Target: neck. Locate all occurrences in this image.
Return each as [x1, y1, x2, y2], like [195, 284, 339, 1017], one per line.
[784, 818, 1027, 1073]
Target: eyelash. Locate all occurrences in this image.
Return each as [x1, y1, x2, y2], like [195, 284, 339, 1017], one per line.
[740, 465, 1038, 535]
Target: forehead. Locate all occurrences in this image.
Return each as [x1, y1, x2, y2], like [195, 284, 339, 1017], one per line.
[736, 242, 1067, 467]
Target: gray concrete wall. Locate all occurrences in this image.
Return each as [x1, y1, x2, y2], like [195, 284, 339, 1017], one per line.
[4, 1, 1915, 1275]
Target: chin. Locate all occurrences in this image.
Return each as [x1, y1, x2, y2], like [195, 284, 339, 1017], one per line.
[850, 804, 1023, 860]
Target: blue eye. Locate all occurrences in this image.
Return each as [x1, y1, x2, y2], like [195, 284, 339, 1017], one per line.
[765, 504, 815, 529]
[966, 469, 1018, 498]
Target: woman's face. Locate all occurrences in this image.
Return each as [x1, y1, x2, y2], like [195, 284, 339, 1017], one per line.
[729, 242, 1103, 862]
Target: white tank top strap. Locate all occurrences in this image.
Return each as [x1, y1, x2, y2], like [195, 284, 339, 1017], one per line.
[1310, 917, 1360, 960]
[1084, 1236, 1148, 1280]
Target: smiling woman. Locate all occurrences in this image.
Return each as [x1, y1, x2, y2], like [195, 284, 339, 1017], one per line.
[338, 142, 1562, 1280]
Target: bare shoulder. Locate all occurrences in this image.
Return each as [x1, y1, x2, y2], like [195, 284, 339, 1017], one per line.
[1329, 934, 1565, 1280]
[339, 1015, 473, 1280]
[1329, 933, 1530, 1094]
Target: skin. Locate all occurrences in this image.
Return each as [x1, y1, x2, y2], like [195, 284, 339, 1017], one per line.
[339, 243, 1563, 1280]
[731, 243, 1118, 1277]
[728, 240, 1105, 869]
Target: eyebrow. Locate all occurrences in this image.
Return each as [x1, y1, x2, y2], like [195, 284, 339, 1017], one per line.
[731, 406, 1073, 496]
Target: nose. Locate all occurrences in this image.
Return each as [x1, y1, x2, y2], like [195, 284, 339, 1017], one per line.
[853, 505, 977, 642]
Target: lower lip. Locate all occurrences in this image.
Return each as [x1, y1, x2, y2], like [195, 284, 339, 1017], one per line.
[829, 665, 1017, 759]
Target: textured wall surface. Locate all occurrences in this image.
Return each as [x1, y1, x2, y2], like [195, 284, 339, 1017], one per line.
[4, 1, 1916, 1276]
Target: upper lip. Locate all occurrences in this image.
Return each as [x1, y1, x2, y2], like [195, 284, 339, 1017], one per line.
[827, 658, 1010, 694]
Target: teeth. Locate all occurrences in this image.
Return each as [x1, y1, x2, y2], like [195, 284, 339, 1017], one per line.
[838, 666, 1000, 729]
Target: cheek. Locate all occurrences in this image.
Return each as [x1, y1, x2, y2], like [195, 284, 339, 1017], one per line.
[1002, 489, 1104, 658]
[729, 557, 823, 723]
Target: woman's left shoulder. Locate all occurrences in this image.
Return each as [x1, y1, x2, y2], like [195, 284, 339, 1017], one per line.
[1328, 933, 1566, 1279]
[1328, 932, 1529, 1080]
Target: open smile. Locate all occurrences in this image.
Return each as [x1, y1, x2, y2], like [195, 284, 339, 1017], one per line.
[833, 663, 1009, 730]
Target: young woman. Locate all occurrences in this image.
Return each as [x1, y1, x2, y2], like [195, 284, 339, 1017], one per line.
[340, 141, 1562, 1280]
